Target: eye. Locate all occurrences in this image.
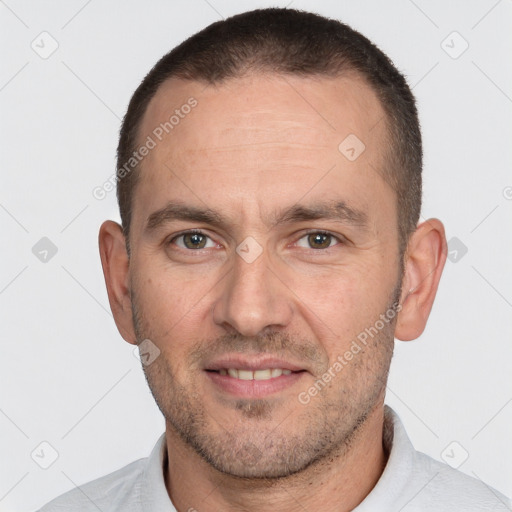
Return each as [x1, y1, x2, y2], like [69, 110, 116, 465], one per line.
[296, 231, 340, 250]
[172, 231, 217, 250]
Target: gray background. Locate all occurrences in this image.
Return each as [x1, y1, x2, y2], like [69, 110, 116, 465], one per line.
[1, 0, 511, 510]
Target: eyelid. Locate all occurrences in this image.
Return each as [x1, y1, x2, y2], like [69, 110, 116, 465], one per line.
[168, 229, 218, 249]
[167, 228, 346, 251]
[294, 229, 345, 246]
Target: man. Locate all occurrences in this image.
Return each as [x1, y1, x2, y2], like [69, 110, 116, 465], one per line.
[39, 8, 511, 512]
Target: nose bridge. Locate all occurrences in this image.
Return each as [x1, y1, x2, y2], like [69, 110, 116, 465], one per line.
[213, 246, 292, 336]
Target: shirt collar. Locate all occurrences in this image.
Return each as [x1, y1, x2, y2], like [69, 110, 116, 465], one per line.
[141, 432, 175, 511]
[354, 405, 416, 511]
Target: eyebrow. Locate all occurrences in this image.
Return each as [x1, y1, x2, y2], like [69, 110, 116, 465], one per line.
[272, 201, 368, 228]
[144, 200, 369, 233]
[146, 203, 225, 231]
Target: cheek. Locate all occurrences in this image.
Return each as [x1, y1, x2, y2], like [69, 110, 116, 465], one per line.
[285, 257, 397, 349]
[131, 257, 220, 345]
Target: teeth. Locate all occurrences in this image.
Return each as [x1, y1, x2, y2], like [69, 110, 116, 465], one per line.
[254, 369, 272, 380]
[238, 370, 253, 380]
[219, 368, 294, 380]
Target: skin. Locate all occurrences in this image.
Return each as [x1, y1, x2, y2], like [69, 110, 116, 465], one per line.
[99, 73, 447, 512]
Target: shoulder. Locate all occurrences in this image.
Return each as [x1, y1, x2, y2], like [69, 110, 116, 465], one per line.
[36, 433, 171, 512]
[408, 451, 512, 511]
[362, 407, 512, 512]
[37, 457, 146, 512]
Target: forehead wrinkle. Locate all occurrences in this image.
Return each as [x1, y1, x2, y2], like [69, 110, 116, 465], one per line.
[166, 144, 335, 178]
[184, 141, 331, 152]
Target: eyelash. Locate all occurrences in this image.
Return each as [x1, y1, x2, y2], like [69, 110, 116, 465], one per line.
[168, 229, 344, 250]
[296, 230, 343, 249]
[168, 229, 217, 250]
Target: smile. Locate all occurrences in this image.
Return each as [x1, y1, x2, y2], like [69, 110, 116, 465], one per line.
[205, 368, 306, 398]
[217, 368, 293, 380]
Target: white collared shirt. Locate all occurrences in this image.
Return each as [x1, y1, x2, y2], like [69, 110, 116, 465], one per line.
[37, 406, 512, 511]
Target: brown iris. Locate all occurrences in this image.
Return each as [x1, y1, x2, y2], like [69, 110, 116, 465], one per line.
[183, 233, 208, 249]
[308, 233, 332, 249]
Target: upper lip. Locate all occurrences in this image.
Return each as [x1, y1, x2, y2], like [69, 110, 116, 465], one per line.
[205, 355, 306, 372]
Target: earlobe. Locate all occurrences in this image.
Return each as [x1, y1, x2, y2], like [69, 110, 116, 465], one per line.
[98, 220, 137, 344]
[395, 219, 447, 341]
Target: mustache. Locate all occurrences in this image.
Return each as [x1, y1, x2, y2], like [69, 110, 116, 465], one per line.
[188, 331, 327, 371]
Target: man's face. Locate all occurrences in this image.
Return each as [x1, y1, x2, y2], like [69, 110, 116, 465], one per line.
[128, 73, 402, 478]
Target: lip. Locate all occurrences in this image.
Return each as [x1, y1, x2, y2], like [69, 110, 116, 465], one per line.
[204, 369, 306, 398]
[203, 354, 308, 399]
[204, 355, 306, 372]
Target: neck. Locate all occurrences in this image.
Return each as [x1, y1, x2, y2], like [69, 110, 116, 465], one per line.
[164, 404, 387, 512]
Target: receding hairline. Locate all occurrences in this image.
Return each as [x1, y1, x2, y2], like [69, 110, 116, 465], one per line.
[137, 67, 385, 137]
[132, 69, 396, 205]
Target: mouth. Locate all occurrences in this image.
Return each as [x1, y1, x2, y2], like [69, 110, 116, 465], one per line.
[206, 368, 302, 380]
[204, 356, 308, 398]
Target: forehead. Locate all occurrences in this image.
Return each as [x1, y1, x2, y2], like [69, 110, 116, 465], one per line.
[133, 72, 392, 234]
[140, 71, 386, 151]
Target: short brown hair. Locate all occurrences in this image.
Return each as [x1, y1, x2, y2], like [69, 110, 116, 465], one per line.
[117, 8, 422, 253]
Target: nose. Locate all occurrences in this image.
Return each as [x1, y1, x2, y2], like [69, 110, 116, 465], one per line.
[212, 247, 293, 337]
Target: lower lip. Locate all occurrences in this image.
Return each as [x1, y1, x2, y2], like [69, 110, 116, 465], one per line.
[205, 370, 306, 398]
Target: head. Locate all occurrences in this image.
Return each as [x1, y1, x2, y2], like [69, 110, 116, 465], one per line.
[100, 8, 446, 479]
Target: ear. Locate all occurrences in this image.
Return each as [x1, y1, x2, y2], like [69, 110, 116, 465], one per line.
[98, 220, 137, 344]
[395, 218, 447, 341]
